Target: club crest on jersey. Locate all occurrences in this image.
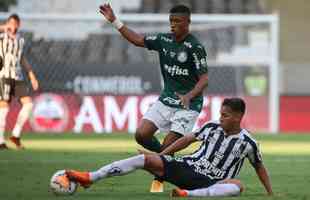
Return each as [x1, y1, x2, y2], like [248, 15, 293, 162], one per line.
[177, 51, 187, 63]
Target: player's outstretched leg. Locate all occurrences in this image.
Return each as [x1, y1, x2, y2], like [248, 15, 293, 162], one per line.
[66, 154, 146, 188]
[66, 170, 92, 188]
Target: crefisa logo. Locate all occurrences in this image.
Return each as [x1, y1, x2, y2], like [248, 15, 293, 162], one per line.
[30, 93, 69, 133]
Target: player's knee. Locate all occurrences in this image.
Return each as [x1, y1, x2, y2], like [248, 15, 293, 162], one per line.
[20, 96, 32, 104]
[23, 101, 33, 109]
[135, 129, 147, 145]
[144, 154, 164, 177]
[144, 154, 152, 167]
[144, 155, 158, 168]
[135, 131, 143, 145]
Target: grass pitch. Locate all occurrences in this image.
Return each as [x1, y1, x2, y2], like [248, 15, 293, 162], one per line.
[1, 133, 310, 200]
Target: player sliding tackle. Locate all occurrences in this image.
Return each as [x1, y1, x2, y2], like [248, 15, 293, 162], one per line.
[98, 3, 209, 192]
[66, 98, 273, 197]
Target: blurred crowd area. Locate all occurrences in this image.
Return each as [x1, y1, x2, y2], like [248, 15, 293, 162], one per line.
[0, 0, 271, 96]
[5, 0, 265, 14]
[128, 0, 265, 14]
[14, 1, 267, 65]
[2, 0, 310, 95]
[1, 0, 267, 65]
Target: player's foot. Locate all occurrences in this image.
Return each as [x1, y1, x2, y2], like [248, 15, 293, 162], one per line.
[0, 143, 9, 150]
[55, 174, 70, 189]
[171, 188, 188, 197]
[150, 179, 164, 193]
[9, 136, 24, 149]
[65, 170, 92, 188]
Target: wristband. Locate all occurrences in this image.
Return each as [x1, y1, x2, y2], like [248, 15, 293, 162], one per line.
[111, 18, 124, 30]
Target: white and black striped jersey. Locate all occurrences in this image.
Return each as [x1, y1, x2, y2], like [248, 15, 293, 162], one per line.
[181, 121, 262, 181]
[0, 32, 25, 80]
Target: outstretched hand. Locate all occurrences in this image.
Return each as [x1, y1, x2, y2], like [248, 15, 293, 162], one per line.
[99, 3, 116, 23]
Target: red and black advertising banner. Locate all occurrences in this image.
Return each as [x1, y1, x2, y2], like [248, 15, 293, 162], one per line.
[6, 93, 272, 133]
[6, 94, 310, 133]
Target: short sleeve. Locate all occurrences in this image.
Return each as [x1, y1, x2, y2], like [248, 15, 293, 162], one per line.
[193, 122, 218, 141]
[247, 141, 263, 166]
[144, 33, 162, 51]
[192, 45, 208, 75]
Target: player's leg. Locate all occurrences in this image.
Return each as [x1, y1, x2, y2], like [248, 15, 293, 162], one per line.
[161, 108, 199, 152]
[10, 81, 33, 149]
[149, 131, 182, 192]
[135, 119, 161, 153]
[172, 179, 244, 197]
[160, 131, 182, 151]
[151, 109, 199, 192]
[66, 154, 165, 188]
[136, 100, 173, 153]
[0, 78, 12, 149]
[0, 100, 9, 149]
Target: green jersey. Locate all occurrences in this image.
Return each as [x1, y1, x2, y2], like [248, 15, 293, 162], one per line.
[144, 33, 208, 112]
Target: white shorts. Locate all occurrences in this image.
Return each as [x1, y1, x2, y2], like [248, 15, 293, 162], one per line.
[143, 100, 199, 135]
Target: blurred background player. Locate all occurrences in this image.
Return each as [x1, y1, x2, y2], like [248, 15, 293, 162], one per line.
[65, 98, 273, 197]
[99, 4, 209, 192]
[0, 14, 39, 150]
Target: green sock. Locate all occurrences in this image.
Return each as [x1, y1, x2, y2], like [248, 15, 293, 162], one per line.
[142, 136, 161, 153]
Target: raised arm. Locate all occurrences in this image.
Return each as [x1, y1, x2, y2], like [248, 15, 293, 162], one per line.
[99, 3, 145, 47]
[253, 162, 273, 195]
[159, 133, 197, 155]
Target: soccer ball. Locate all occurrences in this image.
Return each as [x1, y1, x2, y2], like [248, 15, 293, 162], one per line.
[50, 170, 78, 195]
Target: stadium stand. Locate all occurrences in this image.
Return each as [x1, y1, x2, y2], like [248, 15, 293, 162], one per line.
[5, 0, 268, 95]
[20, 0, 264, 63]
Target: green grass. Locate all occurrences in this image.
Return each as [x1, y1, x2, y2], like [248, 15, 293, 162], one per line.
[1, 133, 310, 200]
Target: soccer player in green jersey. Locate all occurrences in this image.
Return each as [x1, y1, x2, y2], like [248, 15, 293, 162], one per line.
[99, 4, 209, 192]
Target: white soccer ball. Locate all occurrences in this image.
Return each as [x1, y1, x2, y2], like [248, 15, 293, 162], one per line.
[50, 170, 78, 195]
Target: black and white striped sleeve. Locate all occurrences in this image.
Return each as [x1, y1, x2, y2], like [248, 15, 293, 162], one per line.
[246, 139, 263, 166]
[193, 122, 219, 141]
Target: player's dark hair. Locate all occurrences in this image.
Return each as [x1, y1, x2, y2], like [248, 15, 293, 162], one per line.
[222, 98, 246, 114]
[170, 5, 191, 16]
[8, 14, 20, 23]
